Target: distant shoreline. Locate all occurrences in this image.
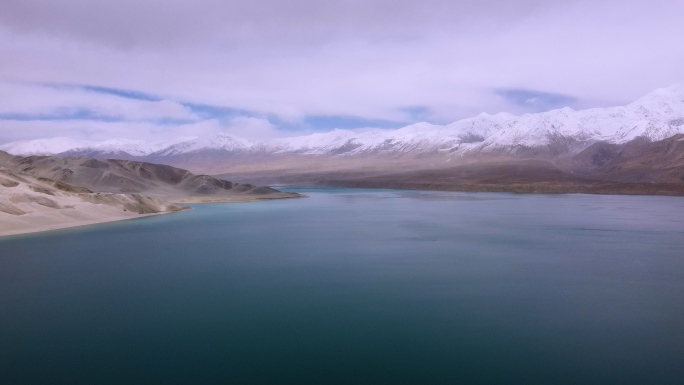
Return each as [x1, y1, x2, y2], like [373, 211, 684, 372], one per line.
[5, 180, 683, 239]
[0, 194, 304, 239]
[318, 180, 684, 197]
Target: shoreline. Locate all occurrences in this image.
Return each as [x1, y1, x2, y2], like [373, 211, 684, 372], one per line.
[0, 211, 173, 239]
[318, 180, 684, 197]
[7, 180, 684, 239]
[0, 193, 304, 239]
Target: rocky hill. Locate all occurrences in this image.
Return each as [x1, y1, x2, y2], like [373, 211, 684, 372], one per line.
[0, 151, 301, 236]
[1, 152, 299, 201]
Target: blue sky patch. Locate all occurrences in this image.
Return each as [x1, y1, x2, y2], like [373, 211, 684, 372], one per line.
[184, 103, 254, 121]
[496, 88, 577, 112]
[0, 108, 122, 122]
[401, 106, 433, 122]
[75, 85, 161, 101]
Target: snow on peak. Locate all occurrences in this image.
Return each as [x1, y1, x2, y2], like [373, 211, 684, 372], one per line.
[150, 133, 251, 156]
[2, 84, 684, 158]
[0, 137, 91, 156]
[195, 133, 252, 150]
[630, 84, 684, 107]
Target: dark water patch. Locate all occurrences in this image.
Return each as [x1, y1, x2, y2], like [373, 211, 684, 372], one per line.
[1, 188, 684, 384]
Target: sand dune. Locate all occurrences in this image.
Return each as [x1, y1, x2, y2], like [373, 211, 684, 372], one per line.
[5, 155, 298, 199]
[0, 151, 302, 237]
[0, 168, 187, 237]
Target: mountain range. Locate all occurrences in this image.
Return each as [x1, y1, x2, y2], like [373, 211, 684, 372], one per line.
[2, 84, 684, 195]
[3, 84, 683, 166]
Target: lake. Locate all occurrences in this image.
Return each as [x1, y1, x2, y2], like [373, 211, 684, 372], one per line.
[1, 188, 684, 384]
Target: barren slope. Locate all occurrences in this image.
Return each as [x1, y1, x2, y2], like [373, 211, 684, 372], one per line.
[569, 134, 684, 183]
[0, 151, 302, 237]
[1, 154, 300, 201]
[0, 165, 186, 237]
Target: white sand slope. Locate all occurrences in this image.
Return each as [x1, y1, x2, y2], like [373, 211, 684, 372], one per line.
[0, 151, 303, 237]
[0, 169, 185, 237]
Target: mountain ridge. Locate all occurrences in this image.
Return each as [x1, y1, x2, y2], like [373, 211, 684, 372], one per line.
[0, 150, 303, 236]
[3, 84, 683, 164]
[0, 150, 299, 201]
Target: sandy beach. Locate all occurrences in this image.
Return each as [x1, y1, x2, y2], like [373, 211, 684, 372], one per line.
[0, 191, 304, 238]
[0, 211, 172, 238]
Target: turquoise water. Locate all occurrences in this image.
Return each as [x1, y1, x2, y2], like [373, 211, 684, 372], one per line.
[1, 188, 684, 384]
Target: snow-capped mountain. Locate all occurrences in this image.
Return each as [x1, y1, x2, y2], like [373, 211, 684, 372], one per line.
[148, 134, 251, 157]
[3, 84, 684, 160]
[0, 137, 92, 156]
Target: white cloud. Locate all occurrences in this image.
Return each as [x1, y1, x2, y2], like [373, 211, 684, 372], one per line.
[0, 82, 198, 121]
[0, 119, 222, 143]
[135, 100, 197, 121]
[221, 117, 283, 141]
[0, 115, 292, 144]
[0, 0, 682, 143]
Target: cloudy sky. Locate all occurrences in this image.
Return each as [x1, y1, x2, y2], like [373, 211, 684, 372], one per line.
[1, 0, 682, 143]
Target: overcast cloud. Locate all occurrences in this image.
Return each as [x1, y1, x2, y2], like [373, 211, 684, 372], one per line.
[0, 0, 682, 143]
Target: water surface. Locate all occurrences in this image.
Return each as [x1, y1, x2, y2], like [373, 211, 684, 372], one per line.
[2, 188, 684, 384]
